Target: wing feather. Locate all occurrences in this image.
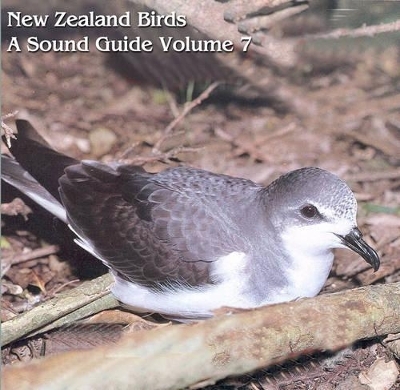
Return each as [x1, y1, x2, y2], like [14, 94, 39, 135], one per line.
[60, 162, 259, 290]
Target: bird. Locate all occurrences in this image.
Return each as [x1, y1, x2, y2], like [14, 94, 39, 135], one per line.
[2, 120, 380, 320]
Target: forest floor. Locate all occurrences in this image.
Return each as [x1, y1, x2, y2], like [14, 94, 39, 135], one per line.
[2, 13, 400, 389]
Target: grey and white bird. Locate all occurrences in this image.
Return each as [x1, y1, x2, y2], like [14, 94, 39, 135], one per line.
[2, 120, 380, 320]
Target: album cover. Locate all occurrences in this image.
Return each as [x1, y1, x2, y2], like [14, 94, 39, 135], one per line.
[2, 1, 400, 389]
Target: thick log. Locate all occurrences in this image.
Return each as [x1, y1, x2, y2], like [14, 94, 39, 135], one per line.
[2, 282, 399, 390]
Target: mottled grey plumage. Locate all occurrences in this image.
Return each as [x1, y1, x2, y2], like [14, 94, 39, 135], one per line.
[2, 120, 380, 319]
[60, 162, 259, 289]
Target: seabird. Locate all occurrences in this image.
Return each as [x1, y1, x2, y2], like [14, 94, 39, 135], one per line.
[2, 120, 380, 319]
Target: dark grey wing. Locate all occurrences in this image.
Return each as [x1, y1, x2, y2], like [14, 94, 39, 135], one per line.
[126, 167, 256, 260]
[59, 162, 255, 290]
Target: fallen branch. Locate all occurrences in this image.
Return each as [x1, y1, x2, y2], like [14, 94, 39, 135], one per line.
[6, 245, 59, 266]
[3, 282, 399, 390]
[1, 274, 117, 346]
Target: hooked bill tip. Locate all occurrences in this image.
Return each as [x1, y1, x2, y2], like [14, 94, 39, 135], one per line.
[337, 229, 380, 272]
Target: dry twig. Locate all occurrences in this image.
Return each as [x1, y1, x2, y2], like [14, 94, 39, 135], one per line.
[314, 20, 400, 40]
[214, 127, 267, 162]
[346, 168, 400, 183]
[4, 245, 60, 266]
[152, 81, 221, 153]
[1, 274, 117, 346]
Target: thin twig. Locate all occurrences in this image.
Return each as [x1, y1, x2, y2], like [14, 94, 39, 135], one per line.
[346, 168, 400, 183]
[118, 145, 204, 166]
[152, 82, 221, 153]
[214, 127, 267, 162]
[313, 20, 400, 40]
[47, 279, 81, 297]
[6, 245, 60, 266]
[224, 0, 295, 22]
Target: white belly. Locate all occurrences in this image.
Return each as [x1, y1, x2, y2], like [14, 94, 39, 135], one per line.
[111, 251, 256, 319]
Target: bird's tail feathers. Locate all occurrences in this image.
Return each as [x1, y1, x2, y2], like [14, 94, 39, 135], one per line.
[3, 120, 78, 201]
[2, 155, 67, 222]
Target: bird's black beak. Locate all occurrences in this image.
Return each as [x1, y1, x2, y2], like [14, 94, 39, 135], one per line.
[337, 228, 380, 272]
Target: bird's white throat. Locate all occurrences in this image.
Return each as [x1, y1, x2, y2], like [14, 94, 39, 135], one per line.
[278, 220, 354, 300]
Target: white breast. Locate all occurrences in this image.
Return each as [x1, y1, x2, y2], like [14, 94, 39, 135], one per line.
[110, 251, 257, 320]
[274, 220, 351, 302]
[108, 219, 348, 319]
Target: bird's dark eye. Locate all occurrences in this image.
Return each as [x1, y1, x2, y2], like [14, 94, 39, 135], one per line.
[300, 204, 318, 219]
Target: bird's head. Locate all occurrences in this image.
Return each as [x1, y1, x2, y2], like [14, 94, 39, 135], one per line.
[263, 167, 380, 271]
